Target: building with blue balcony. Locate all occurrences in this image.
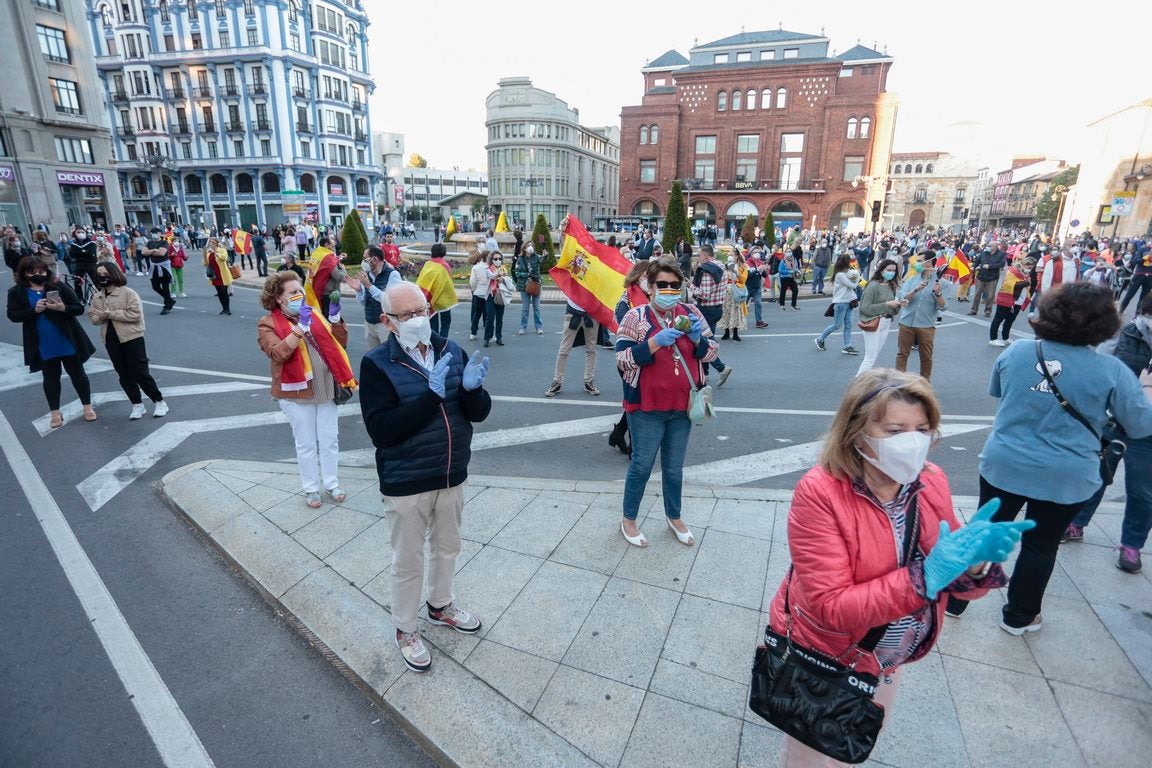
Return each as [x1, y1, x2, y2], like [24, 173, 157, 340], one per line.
[85, 0, 380, 231]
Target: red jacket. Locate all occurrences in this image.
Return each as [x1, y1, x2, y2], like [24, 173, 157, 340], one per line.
[768, 463, 997, 676]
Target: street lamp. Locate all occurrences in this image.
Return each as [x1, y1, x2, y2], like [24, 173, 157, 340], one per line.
[680, 177, 703, 232]
[1049, 183, 1069, 241]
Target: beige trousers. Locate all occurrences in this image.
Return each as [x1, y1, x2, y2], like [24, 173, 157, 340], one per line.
[552, 313, 600, 385]
[383, 484, 465, 633]
[365, 321, 389, 349]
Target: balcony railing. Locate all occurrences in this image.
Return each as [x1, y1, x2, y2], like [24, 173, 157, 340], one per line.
[225, 122, 246, 133]
[254, 120, 272, 131]
[354, 131, 368, 142]
[351, 98, 364, 111]
[248, 84, 268, 97]
[296, 122, 313, 133]
[192, 86, 213, 98]
[197, 121, 218, 133]
[166, 87, 185, 100]
[118, 125, 135, 136]
[292, 86, 311, 99]
[172, 122, 192, 135]
[111, 90, 129, 102]
[221, 85, 241, 98]
[319, 91, 348, 103]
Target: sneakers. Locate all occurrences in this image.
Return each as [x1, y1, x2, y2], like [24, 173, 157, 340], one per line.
[1117, 545, 1143, 573]
[395, 630, 432, 672]
[178, 292, 188, 298]
[841, 346, 860, 355]
[469, 333, 476, 340]
[814, 338, 827, 351]
[535, 329, 544, 335]
[755, 321, 769, 328]
[152, 401, 169, 418]
[1000, 615, 1043, 636]
[989, 339, 1007, 347]
[517, 329, 526, 335]
[584, 380, 601, 396]
[718, 366, 734, 386]
[544, 380, 562, 398]
[426, 602, 482, 634]
[1060, 524, 1084, 543]
[129, 403, 147, 420]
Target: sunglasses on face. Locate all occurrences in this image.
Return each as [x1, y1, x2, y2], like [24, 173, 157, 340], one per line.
[654, 280, 682, 290]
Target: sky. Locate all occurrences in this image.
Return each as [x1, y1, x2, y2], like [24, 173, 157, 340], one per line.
[366, 0, 1149, 173]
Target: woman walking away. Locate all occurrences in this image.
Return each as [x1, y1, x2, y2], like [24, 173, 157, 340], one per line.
[814, 254, 861, 355]
[855, 259, 905, 376]
[946, 283, 1152, 633]
[203, 237, 233, 315]
[988, 256, 1034, 347]
[257, 272, 356, 509]
[7, 257, 97, 427]
[88, 260, 168, 419]
[765, 369, 1031, 767]
[719, 254, 748, 341]
[615, 259, 718, 547]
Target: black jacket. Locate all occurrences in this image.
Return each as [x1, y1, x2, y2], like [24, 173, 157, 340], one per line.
[7, 280, 96, 372]
[1113, 322, 1151, 378]
[975, 249, 1006, 282]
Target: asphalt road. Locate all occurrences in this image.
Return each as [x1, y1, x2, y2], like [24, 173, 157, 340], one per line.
[0, 271, 1019, 767]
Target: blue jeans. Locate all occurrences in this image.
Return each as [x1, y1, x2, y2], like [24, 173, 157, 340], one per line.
[818, 302, 854, 347]
[749, 286, 763, 323]
[1071, 434, 1152, 549]
[812, 265, 828, 293]
[519, 291, 542, 331]
[623, 410, 692, 521]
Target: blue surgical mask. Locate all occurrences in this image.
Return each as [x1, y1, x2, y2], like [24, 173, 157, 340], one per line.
[911, 261, 924, 273]
[882, 270, 896, 281]
[286, 294, 304, 315]
[653, 292, 679, 310]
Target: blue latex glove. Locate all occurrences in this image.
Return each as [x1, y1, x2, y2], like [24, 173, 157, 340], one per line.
[653, 327, 684, 347]
[463, 350, 489, 391]
[688, 316, 705, 343]
[922, 499, 1035, 599]
[427, 354, 452, 399]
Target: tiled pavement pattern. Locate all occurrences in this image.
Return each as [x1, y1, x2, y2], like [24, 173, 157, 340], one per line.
[162, 460, 1152, 768]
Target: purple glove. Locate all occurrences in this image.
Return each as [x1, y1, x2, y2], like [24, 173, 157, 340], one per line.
[298, 303, 313, 330]
[328, 290, 342, 322]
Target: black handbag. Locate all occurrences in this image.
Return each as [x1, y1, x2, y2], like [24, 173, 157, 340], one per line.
[749, 499, 920, 764]
[1034, 341, 1126, 485]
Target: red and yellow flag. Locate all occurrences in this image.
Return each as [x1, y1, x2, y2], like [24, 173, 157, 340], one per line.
[304, 245, 336, 310]
[943, 249, 972, 283]
[233, 229, 252, 256]
[549, 217, 632, 332]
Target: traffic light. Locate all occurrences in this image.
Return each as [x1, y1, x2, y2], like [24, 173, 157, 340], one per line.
[871, 200, 882, 222]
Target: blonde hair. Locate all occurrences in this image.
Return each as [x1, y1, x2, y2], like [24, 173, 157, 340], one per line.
[819, 368, 941, 479]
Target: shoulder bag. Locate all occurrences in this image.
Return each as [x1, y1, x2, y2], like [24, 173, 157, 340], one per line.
[1034, 341, 1125, 485]
[749, 497, 920, 764]
[521, 256, 542, 297]
[660, 308, 714, 426]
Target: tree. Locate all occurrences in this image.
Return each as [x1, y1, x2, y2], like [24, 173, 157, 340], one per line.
[532, 213, 555, 271]
[406, 153, 428, 168]
[661, 181, 692, 253]
[764, 212, 777, 247]
[740, 214, 757, 244]
[340, 210, 368, 267]
[1035, 165, 1080, 224]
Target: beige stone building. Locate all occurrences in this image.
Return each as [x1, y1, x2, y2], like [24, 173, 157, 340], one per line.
[1060, 99, 1152, 240]
[885, 152, 981, 232]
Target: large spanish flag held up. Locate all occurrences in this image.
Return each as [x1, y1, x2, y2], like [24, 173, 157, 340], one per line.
[549, 216, 632, 333]
[233, 229, 253, 256]
[943, 249, 972, 284]
[304, 245, 337, 310]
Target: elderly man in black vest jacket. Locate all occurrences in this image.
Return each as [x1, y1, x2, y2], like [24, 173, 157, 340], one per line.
[354, 245, 401, 348]
[360, 281, 492, 673]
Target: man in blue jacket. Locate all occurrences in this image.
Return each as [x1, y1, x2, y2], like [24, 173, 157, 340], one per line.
[360, 282, 492, 673]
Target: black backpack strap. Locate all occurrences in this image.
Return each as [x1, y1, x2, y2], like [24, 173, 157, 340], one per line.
[1034, 341, 1101, 442]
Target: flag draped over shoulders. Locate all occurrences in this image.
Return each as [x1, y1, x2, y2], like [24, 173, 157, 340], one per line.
[549, 217, 631, 332]
[305, 246, 337, 310]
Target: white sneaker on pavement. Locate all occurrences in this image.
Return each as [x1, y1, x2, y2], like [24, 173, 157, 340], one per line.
[394, 630, 432, 672]
[129, 404, 147, 420]
[153, 401, 169, 417]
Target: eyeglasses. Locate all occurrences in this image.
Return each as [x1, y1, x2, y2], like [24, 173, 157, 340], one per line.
[386, 307, 429, 323]
[654, 280, 682, 290]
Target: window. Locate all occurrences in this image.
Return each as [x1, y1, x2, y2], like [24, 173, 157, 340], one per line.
[776, 88, 787, 109]
[300, 140, 310, 158]
[55, 137, 94, 164]
[191, 33, 202, 49]
[639, 126, 648, 145]
[843, 156, 865, 181]
[654, 77, 666, 86]
[734, 134, 758, 154]
[859, 117, 871, 139]
[714, 53, 729, 64]
[760, 50, 775, 60]
[761, 88, 771, 108]
[954, 186, 967, 202]
[736, 159, 757, 183]
[840, 67, 853, 78]
[847, 118, 858, 139]
[215, 0, 226, 17]
[49, 78, 81, 114]
[779, 158, 802, 190]
[925, 163, 934, 173]
[746, 90, 756, 110]
[262, 173, 280, 193]
[131, 176, 148, 196]
[244, 0, 255, 15]
[893, 165, 902, 174]
[693, 159, 715, 186]
[207, 141, 217, 158]
[260, 139, 271, 157]
[210, 173, 227, 194]
[247, 29, 259, 46]
[126, 143, 137, 161]
[716, 91, 726, 111]
[236, 174, 253, 194]
[35, 0, 61, 8]
[650, 125, 658, 144]
[780, 133, 804, 153]
[159, 1, 170, 22]
[731, 90, 742, 110]
[164, 34, 175, 51]
[914, 164, 923, 174]
[185, 175, 202, 194]
[904, 164, 912, 173]
[37, 26, 70, 63]
[181, 141, 191, 159]
[300, 174, 316, 193]
[783, 48, 799, 59]
[914, 186, 928, 203]
[218, 30, 230, 48]
[695, 135, 716, 154]
[736, 51, 751, 62]
[639, 161, 656, 183]
[233, 140, 243, 156]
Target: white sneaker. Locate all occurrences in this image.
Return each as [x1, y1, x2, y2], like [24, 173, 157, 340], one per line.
[469, 334, 476, 340]
[129, 404, 147, 420]
[395, 630, 431, 672]
[989, 339, 1007, 347]
[517, 329, 526, 335]
[153, 401, 169, 418]
[178, 293, 188, 298]
[999, 615, 1042, 636]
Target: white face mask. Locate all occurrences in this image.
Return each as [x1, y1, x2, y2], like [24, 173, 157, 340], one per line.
[394, 315, 431, 349]
[859, 431, 932, 485]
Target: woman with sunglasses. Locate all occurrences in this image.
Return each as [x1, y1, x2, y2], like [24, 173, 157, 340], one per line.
[6, 256, 97, 427]
[615, 259, 718, 547]
[203, 236, 233, 315]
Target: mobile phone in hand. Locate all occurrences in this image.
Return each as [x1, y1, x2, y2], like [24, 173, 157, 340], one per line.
[46, 290, 60, 303]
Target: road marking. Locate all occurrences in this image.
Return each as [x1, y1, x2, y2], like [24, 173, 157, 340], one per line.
[145, 363, 271, 383]
[739, 321, 966, 338]
[34, 382, 267, 436]
[0, 343, 114, 393]
[0, 410, 215, 768]
[657, 422, 990, 487]
[942, 310, 1036, 338]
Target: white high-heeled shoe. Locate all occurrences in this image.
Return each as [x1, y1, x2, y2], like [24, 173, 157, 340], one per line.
[666, 518, 695, 546]
[620, 520, 648, 548]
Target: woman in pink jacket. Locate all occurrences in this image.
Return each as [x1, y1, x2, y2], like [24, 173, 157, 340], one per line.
[766, 369, 1033, 767]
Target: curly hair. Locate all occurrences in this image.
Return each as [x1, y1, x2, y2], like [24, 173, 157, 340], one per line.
[1030, 282, 1120, 346]
[259, 271, 302, 310]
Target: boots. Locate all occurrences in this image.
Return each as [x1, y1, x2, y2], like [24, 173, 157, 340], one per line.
[721, 330, 730, 340]
[608, 418, 632, 457]
[732, 330, 741, 342]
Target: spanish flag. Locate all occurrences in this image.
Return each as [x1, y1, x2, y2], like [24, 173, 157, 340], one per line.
[233, 229, 252, 256]
[550, 217, 632, 332]
[305, 245, 337, 310]
[444, 216, 457, 241]
[943, 249, 972, 283]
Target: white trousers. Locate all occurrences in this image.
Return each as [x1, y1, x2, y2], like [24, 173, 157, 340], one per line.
[855, 317, 894, 376]
[278, 399, 340, 493]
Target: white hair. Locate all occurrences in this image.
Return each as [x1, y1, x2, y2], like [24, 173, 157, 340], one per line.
[382, 280, 423, 313]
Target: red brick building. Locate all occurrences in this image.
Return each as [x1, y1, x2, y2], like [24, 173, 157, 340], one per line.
[619, 30, 898, 238]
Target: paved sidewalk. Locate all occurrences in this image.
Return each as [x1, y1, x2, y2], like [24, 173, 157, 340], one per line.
[162, 460, 1152, 768]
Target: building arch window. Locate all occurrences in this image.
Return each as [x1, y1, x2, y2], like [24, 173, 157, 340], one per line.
[159, 1, 170, 23]
[893, 164, 902, 174]
[261, 173, 280, 193]
[355, 178, 369, 197]
[717, 91, 727, 111]
[914, 164, 923, 174]
[761, 88, 771, 108]
[847, 118, 858, 139]
[162, 175, 174, 194]
[299, 173, 316, 193]
[97, 3, 113, 28]
[830, 201, 865, 231]
[725, 200, 758, 219]
[649, 125, 658, 144]
[859, 117, 871, 138]
[209, 173, 228, 194]
[776, 88, 787, 109]
[925, 163, 934, 173]
[131, 175, 148, 196]
[746, 89, 756, 110]
[639, 126, 648, 145]
[731, 90, 742, 110]
[184, 175, 202, 195]
[235, 173, 254, 194]
[327, 177, 346, 195]
[632, 200, 660, 216]
[904, 164, 912, 174]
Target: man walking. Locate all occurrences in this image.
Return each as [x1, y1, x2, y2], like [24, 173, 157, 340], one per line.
[355, 245, 401, 349]
[895, 250, 948, 381]
[360, 282, 492, 673]
[969, 241, 1005, 318]
[690, 245, 735, 384]
[252, 228, 268, 277]
[143, 227, 176, 314]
